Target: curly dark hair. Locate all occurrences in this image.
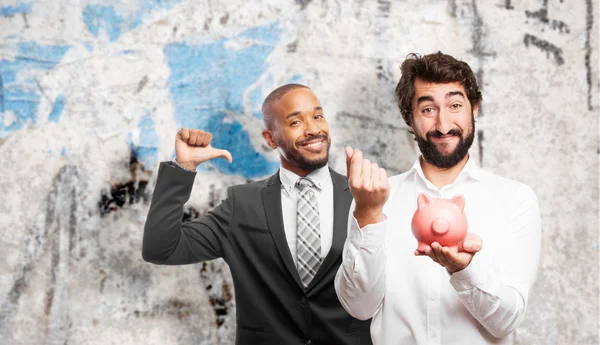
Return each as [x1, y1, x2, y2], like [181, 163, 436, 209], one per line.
[395, 52, 482, 133]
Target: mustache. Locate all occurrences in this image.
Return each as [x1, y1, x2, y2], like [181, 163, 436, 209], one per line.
[426, 128, 463, 139]
[297, 134, 329, 146]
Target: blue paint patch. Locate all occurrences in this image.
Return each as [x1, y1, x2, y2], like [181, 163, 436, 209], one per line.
[249, 74, 305, 120]
[83, 1, 183, 42]
[164, 21, 286, 179]
[84, 42, 94, 52]
[0, 73, 4, 113]
[129, 112, 160, 170]
[290, 74, 303, 83]
[0, 2, 32, 17]
[2, 69, 15, 83]
[128, 0, 182, 31]
[48, 95, 65, 123]
[46, 147, 67, 157]
[0, 41, 70, 137]
[249, 85, 265, 120]
[82, 5, 123, 42]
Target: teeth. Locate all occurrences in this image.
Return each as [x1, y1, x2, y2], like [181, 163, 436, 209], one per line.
[304, 141, 322, 148]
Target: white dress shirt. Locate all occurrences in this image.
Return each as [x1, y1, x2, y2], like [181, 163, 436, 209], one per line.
[335, 157, 542, 345]
[279, 165, 334, 265]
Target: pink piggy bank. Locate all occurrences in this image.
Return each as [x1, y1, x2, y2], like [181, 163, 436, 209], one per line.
[411, 193, 468, 251]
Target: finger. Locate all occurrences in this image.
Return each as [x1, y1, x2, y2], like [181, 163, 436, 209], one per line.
[440, 247, 460, 270]
[345, 146, 354, 176]
[379, 167, 389, 187]
[178, 128, 190, 142]
[201, 132, 213, 147]
[212, 149, 232, 163]
[461, 233, 482, 253]
[196, 131, 207, 146]
[362, 159, 372, 188]
[462, 241, 482, 253]
[423, 246, 439, 263]
[430, 242, 448, 266]
[188, 130, 199, 145]
[371, 163, 380, 186]
[350, 149, 363, 186]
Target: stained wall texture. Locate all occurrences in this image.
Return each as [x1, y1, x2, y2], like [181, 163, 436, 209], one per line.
[0, 0, 598, 344]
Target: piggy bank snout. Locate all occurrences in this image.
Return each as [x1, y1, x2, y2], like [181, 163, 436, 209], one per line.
[431, 218, 450, 235]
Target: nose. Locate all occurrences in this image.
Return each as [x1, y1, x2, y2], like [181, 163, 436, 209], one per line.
[304, 117, 320, 136]
[431, 218, 449, 235]
[435, 110, 452, 135]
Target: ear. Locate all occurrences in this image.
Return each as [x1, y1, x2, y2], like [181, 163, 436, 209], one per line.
[451, 195, 465, 212]
[472, 103, 480, 120]
[262, 129, 278, 149]
[417, 193, 431, 210]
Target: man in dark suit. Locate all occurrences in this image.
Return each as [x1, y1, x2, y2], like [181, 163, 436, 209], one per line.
[142, 84, 372, 345]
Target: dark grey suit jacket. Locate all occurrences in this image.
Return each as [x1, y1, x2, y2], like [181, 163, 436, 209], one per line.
[142, 162, 372, 345]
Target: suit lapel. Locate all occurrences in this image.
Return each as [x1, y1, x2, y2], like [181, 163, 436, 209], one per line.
[261, 172, 304, 290]
[307, 169, 352, 291]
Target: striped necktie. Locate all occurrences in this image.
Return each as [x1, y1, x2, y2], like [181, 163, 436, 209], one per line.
[295, 177, 322, 288]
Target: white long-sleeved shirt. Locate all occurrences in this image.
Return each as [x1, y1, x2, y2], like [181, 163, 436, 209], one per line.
[280, 165, 334, 264]
[335, 157, 542, 345]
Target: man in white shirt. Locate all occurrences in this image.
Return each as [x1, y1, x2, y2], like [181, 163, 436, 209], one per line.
[334, 52, 542, 345]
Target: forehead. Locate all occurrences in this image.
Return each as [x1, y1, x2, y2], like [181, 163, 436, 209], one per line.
[413, 79, 466, 101]
[271, 88, 321, 114]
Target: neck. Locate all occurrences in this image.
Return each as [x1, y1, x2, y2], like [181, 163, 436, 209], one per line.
[280, 158, 316, 177]
[420, 154, 470, 190]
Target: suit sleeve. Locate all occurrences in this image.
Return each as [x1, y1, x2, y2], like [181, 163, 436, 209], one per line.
[142, 162, 233, 265]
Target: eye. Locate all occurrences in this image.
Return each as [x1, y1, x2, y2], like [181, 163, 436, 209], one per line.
[451, 103, 462, 109]
[422, 107, 434, 114]
[290, 120, 301, 126]
[314, 114, 324, 119]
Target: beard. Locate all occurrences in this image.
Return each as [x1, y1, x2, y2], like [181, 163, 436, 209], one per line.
[415, 115, 475, 169]
[276, 134, 331, 171]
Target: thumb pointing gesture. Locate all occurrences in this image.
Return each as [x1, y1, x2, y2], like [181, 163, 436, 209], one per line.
[175, 128, 233, 170]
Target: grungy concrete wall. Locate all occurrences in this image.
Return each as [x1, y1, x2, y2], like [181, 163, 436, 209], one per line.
[0, 0, 597, 344]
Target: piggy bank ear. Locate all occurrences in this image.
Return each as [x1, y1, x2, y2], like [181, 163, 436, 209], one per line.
[417, 193, 431, 210]
[451, 195, 465, 212]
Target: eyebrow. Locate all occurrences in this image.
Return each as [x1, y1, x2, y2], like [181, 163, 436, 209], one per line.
[446, 91, 465, 99]
[416, 95, 435, 105]
[416, 91, 465, 105]
[285, 106, 323, 120]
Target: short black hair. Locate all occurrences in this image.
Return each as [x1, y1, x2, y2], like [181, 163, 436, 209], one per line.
[262, 83, 310, 130]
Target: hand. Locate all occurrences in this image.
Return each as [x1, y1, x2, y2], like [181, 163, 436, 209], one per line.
[345, 146, 390, 228]
[415, 233, 483, 273]
[175, 128, 233, 170]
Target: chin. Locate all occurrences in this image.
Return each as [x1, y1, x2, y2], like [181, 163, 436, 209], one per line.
[299, 156, 329, 170]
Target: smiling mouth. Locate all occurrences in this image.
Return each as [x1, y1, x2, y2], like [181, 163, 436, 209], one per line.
[299, 138, 326, 152]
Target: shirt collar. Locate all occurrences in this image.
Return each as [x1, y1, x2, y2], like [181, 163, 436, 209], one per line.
[279, 165, 330, 194]
[461, 156, 482, 181]
[410, 154, 482, 187]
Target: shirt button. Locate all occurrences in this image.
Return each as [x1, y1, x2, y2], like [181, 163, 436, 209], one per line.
[430, 296, 436, 301]
[300, 297, 307, 305]
[430, 331, 436, 338]
[305, 340, 312, 345]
